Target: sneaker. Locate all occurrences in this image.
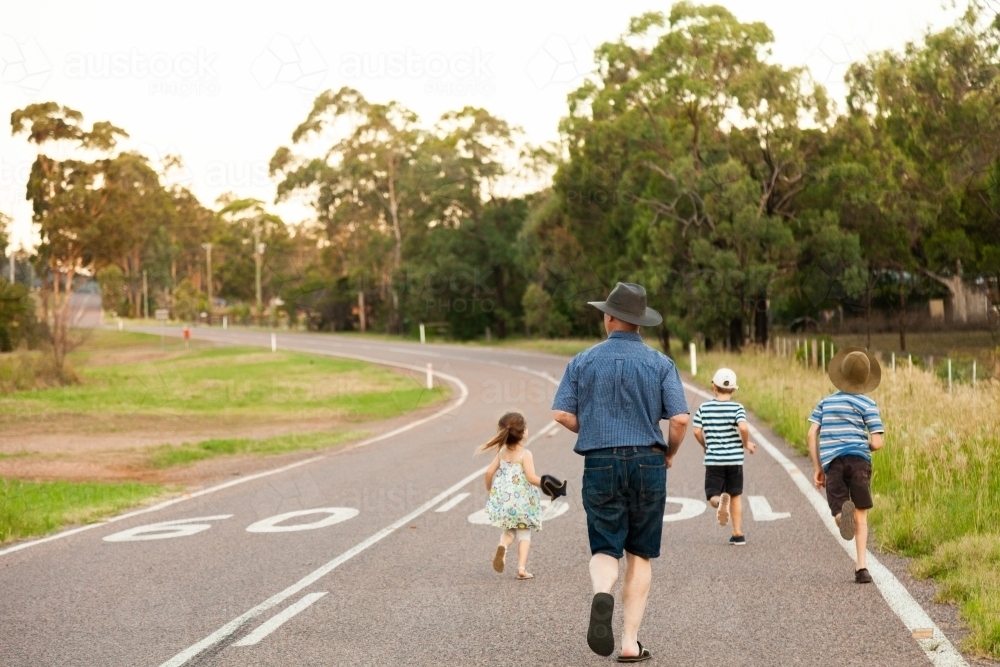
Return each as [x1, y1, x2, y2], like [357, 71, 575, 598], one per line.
[855, 568, 873, 584]
[729, 535, 746, 546]
[839, 501, 856, 541]
[717, 493, 731, 526]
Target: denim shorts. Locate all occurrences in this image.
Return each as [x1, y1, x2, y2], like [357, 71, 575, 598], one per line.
[582, 447, 667, 560]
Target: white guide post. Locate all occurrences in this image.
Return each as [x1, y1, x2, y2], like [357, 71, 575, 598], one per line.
[689, 342, 697, 376]
[223, 316, 228, 330]
[419, 323, 426, 344]
[426, 363, 433, 389]
[271, 332, 277, 353]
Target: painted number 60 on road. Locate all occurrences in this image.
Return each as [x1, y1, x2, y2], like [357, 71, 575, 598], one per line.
[102, 508, 359, 543]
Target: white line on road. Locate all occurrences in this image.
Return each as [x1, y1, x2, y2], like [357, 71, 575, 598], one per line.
[158, 422, 557, 666]
[684, 382, 968, 667]
[232, 592, 328, 647]
[434, 492, 471, 513]
[747, 496, 790, 521]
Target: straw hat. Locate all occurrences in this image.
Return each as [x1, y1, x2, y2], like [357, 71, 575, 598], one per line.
[828, 346, 881, 394]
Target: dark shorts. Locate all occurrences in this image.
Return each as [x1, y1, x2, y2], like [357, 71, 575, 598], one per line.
[705, 465, 744, 499]
[582, 447, 666, 560]
[825, 455, 873, 516]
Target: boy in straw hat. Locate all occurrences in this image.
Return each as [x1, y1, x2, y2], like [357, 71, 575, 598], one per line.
[807, 347, 885, 584]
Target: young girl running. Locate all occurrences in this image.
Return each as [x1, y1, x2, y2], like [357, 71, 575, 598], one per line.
[481, 412, 543, 580]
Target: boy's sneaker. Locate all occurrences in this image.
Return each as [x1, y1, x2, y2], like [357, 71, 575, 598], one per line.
[855, 568, 873, 584]
[839, 501, 856, 541]
[717, 493, 731, 526]
[729, 535, 746, 546]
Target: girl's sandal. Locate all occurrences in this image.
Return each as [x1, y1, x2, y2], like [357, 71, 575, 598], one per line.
[493, 546, 506, 573]
[517, 567, 534, 580]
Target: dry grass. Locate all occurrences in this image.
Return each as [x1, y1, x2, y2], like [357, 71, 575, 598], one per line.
[695, 349, 1000, 658]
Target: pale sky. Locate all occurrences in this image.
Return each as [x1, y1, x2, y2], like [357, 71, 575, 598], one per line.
[0, 0, 966, 251]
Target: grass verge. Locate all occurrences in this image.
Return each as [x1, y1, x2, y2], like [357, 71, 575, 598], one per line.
[1, 330, 449, 428]
[696, 349, 1000, 658]
[0, 478, 165, 544]
[147, 428, 370, 468]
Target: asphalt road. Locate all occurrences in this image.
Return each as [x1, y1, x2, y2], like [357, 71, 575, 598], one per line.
[0, 330, 962, 666]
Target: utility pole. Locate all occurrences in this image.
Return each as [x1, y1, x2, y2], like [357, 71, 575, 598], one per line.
[254, 225, 265, 323]
[142, 270, 148, 319]
[201, 242, 213, 323]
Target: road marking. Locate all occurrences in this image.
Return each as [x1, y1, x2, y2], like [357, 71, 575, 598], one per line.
[467, 499, 569, 525]
[232, 592, 328, 647]
[684, 382, 968, 667]
[662, 497, 708, 522]
[434, 493, 470, 513]
[246, 508, 359, 533]
[103, 515, 233, 542]
[158, 421, 557, 666]
[747, 496, 790, 521]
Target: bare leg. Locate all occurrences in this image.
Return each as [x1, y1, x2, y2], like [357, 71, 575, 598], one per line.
[619, 552, 652, 658]
[517, 539, 532, 576]
[589, 553, 619, 594]
[499, 531, 514, 549]
[855, 509, 868, 570]
[731, 494, 743, 537]
[709, 495, 720, 508]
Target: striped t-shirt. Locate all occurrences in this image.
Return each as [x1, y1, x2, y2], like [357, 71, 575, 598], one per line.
[808, 392, 884, 470]
[693, 399, 747, 465]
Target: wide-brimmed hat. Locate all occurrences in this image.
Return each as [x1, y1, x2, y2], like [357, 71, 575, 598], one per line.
[588, 282, 662, 327]
[828, 346, 881, 394]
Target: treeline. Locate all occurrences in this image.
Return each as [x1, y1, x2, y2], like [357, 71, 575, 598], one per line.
[6, 1, 1000, 377]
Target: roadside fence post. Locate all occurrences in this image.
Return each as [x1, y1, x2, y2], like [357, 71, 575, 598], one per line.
[908, 354, 913, 371]
[426, 363, 433, 389]
[118, 319, 123, 331]
[271, 332, 277, 353]
[223, 316, 228, 330]
[891, 352, 895, 372]
[811, 340, 818, 369]
[419, 323, 426, 344]
[973, 360, 977, 388]
[689, 342, 697, 376]
[948, 359, 952, 392]
[821, 341, 826, 370]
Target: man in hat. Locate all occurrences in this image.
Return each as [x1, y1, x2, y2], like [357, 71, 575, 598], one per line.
[807, 347, 885, 584]
[552, 282, 689, 662]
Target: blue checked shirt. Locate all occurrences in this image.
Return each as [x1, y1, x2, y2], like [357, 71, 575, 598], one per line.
[552, 331, 689, 454]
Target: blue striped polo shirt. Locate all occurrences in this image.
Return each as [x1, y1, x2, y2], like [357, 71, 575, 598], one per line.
[808, 391, 884, 470]
[693, 399, 747, 465]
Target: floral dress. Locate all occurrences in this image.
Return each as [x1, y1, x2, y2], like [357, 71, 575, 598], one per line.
[486, 450, 543, 530]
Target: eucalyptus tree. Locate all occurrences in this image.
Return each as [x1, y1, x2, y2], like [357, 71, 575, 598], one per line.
[553, 3, 826, 349]
[11, 103, 128, 377]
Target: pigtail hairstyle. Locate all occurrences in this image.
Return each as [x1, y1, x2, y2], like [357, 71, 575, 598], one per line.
[477, 411, 527, 454]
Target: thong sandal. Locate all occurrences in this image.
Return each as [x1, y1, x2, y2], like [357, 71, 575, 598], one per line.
[492, 545, 506, 573]
[617, 641, 652, 663]
[587, 592, 615, 656]
[517, 567, 534, 580]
